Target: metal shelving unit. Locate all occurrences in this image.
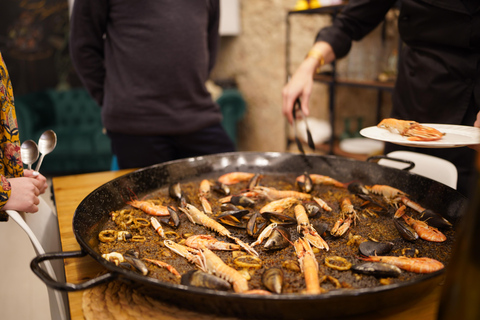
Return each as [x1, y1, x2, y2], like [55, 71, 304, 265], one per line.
[285, 4, 396, 154]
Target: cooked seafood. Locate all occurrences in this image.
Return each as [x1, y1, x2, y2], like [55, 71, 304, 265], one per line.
[262, 268, 284, 294]
[96, 172, 455, 296]
[395, 205, 446, 242]
[377, 118, 444, 141]
[360, 255, 444, 273]
[294, 237, 321, 294]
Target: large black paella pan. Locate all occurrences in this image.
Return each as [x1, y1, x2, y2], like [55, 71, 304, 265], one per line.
[31, 152, 467, 319]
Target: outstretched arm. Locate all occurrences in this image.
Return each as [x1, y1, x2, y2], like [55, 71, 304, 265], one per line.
[282, 41, 335, 124]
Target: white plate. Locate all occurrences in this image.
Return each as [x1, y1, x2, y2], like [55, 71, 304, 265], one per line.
[360, 124, 480, 148]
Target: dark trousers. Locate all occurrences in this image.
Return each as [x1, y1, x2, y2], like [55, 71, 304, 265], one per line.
[108, 124, 236, 169]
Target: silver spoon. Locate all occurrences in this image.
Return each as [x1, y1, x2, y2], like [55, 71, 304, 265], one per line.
[21, 139, 39, 170]
[35, 130, 57, 172]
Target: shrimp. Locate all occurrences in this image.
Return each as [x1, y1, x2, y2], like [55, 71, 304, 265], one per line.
[179, 203, 258, 256]
[259, 197, 298, 214]
[150, 217, 165, 238]
[394, 205, 446, 242]
[254, 186, 312, 201]
[377, 118, 444, 141]
[144, 258, 181, 278]
[295, 204, 329, 251]
[185, 235, 241, 251]
[360, 255, 444, 273]
[294, 237, 321, 294]
[365, 184, 407, 203]
[257, 190, 332, 212]
[165, 240, 268, 294]
[127, 199, 170, 216]
[250, 223, 278, 247]
[218, 172, 256, 185]
[330, 198, 359, 237]
[296, 174, 346, 188]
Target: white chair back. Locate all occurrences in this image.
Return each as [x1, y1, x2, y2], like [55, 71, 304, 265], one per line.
[378, 150, 458, 189]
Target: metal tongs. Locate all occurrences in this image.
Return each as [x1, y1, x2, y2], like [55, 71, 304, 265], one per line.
[292, 98, 315, 154]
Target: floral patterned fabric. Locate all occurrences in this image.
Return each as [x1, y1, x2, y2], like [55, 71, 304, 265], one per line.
[0, 51, 23, 210]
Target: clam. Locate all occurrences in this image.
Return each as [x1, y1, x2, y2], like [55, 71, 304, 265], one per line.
[262, 268, 284, 294]
[264, 226, 291, 251]
[181, 270, 231, 291]
[351, 262, 402, 278]
[358, 240, 393, 256]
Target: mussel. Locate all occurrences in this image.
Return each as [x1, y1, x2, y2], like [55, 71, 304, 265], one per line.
[216, 209, 250, 228]
[181, 270, 231, 291]
[347, 181, 369, 195]
[393, 218, 418, 242]
[123, 250, 148, 276]
[229, 195, 256, 208]
[262, 268, 283, 294]
[419, 209, 452, 229]
[168, 182, 183, 201]
[246, 211, 268, 237]
[351, 262, 402, 278]
[261, 211, 296, 226]
[304, 202, 321, 218]
[212, 181, 231, 196]
[248, 173, 262, 190]
[296, 172, 313, 193]
[358, 240, 393, 256]
[264, 226, 291, 251]
[159, 206, 180, 229]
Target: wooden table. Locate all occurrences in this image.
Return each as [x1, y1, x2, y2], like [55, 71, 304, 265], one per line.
[53, 169, 442, 320]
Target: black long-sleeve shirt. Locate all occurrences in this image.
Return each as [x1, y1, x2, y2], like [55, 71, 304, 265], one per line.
[69, 0, 222, 135]
[316, 0, 480, 125]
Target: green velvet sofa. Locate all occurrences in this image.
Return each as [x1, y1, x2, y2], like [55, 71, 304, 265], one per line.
[15, 87, 246, 175]
[14, 88, 112, 175]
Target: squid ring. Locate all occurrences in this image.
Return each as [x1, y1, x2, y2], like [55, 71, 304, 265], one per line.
[99, 230, 117, 242]
[134, 218, 150, 227]
[132, 235, 146, 242]
[234, 255, 262, 269]
[319, 275, 342, 289]
[164, 231, 180, 240]
[325, 256, 352, 271]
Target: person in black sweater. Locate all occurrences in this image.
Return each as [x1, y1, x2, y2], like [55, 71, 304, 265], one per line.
[70, 0, 235, 169]
[282, 0, 480, 196]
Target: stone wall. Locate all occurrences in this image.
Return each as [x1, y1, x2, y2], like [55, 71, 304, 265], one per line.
[211, 1, 398, 153]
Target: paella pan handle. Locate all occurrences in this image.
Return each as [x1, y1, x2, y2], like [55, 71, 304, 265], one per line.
[30, 250, 118, 291]
[366, 155, 416, 171]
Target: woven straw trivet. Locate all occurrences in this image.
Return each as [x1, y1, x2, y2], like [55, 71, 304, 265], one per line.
[82, 280, 241, 320]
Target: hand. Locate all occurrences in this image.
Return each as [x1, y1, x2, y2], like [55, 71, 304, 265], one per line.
[3, 176, 45, 213]
[282, 59, 316, 125]
[282, 41, 335, 124]
[23, 169, 48, 194]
